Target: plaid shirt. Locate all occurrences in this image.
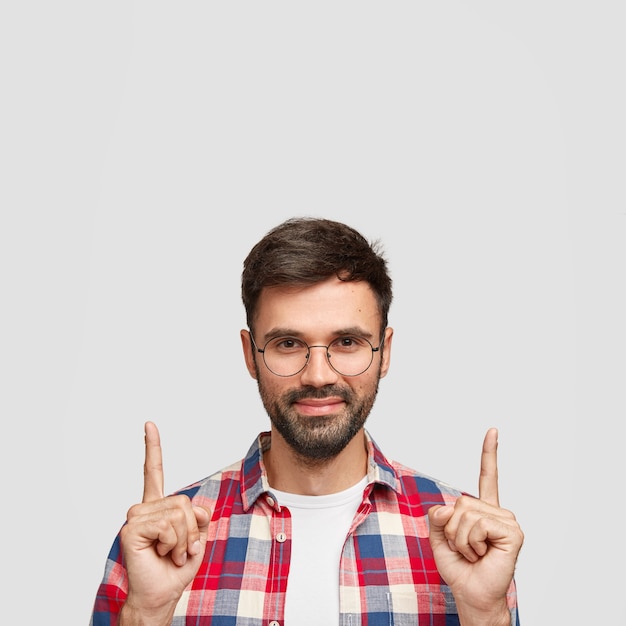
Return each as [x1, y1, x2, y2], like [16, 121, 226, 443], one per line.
[91, 431, 519, 625]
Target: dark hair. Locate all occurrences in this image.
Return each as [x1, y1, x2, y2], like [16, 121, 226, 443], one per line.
[242, 217, 392, 333]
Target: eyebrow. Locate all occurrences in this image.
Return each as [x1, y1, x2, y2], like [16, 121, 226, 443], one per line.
[262, 326, 375, 342]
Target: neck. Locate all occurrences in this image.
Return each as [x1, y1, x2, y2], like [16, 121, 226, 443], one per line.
[264, 428, 368, 495]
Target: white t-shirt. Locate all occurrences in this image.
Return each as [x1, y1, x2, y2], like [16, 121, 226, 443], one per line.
[270, 477, 368, 626]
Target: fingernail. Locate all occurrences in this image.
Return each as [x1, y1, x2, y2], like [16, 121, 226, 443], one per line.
[189, 540, 201, 556]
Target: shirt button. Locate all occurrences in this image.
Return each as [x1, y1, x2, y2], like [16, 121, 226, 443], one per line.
[266, 496, 275, 507]
[269, 621, 280, 626]
[275, 532, 287, 543]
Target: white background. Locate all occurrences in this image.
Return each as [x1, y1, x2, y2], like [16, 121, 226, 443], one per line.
[1, 2, 624, 624]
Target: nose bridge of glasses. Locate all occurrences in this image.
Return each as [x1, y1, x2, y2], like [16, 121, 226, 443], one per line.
[306, 343, 333, 364]
[297, 344, 338, 383]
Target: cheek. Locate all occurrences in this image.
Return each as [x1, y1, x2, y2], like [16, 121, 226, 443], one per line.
[354, 368, 382, 390]
[257, 372, 289, 399]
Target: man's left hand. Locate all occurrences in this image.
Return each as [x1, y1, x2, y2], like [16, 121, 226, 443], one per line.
[428, 428, 524, 625]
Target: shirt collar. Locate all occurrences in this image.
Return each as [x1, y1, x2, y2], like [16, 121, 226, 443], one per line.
[240, 430, 400, 511]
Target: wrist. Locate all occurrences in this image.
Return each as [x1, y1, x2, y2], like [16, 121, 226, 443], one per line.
[457, 600, 511, 626]
[119, 597, 177, 626]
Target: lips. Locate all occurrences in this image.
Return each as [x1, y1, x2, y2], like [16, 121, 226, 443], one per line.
[293, 397, 346, 417]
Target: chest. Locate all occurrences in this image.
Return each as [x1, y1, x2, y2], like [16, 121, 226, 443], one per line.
[174, 502, 453, 625]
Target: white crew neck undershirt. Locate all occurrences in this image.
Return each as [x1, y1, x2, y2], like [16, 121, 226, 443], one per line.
[269, 476, 368, 626]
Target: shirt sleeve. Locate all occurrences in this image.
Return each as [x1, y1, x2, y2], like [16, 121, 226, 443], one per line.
[89, 532, 129, 625]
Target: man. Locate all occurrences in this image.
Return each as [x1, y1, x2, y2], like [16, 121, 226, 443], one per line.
[91, 217, 523, 625]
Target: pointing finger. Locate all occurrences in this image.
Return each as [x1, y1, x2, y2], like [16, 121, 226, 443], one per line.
[142, 421, 165, 502]
[478, 427, 500, 506]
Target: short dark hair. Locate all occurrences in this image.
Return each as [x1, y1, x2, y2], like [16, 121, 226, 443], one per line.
[241, 217, 392, 333]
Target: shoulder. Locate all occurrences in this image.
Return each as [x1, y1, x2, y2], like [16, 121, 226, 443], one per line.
[170, 432, 269, 509]
[366, 431, 466, 505]
[173, 457, 245, 507]
[386, 458, 466, 504]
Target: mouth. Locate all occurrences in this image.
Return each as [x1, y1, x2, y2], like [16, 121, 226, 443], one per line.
[293, 397, 346, 417]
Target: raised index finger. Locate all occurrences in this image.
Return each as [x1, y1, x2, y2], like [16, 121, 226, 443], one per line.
[478, 427, 500, 506]
[142, 421, 165, 502]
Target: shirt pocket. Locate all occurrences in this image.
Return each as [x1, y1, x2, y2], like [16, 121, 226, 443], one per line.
[384, 590, 417, 625]
[385, 590, 455, 625]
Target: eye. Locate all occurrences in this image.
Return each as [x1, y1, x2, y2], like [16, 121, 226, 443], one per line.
[330, 336, 368, 352]
[271, 337, 307, 353]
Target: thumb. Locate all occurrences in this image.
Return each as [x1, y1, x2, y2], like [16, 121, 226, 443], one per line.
[188, 506, 212, 558]
[427, 504, 454, 547]
[193, 505, 211, 532]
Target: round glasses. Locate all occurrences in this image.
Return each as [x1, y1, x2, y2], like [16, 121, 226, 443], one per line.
[250, 334, 384, 377]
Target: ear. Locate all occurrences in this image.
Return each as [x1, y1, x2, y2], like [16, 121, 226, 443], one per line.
[240, 329, 258, 379]
[378, 326, 394, 379]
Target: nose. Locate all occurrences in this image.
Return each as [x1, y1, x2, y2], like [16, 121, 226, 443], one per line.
[298, 345, 340, 387]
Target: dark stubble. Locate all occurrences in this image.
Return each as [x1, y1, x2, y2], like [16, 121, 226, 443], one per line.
[255, 367, 381, 463]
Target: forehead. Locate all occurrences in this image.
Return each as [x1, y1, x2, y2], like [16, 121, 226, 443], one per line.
[254, 277, 381, 337]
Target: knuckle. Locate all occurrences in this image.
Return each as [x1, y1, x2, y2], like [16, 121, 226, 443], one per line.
[154, 516, 173, 533]
[168, 509, 187, 527]
[126, 502, 144, 520]
[455, 495, 476, 509]
[502, 508, 516, 520]
[170, 494, 191, 507]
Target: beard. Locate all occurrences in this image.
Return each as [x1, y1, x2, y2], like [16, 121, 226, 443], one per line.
[255, 370, 381, 463]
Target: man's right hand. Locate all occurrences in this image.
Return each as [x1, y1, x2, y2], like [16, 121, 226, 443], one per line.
[119, 421, 211, 625]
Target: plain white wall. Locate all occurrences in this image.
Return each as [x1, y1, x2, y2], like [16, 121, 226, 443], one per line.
[2, 2, 625, 624]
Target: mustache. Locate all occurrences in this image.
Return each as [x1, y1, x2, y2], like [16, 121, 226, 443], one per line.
[285, 385, 352, 404]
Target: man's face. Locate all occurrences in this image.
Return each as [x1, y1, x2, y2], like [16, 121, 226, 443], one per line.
[241, 276, 393, 462]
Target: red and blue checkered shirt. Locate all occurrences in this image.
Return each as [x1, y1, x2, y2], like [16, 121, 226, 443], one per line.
[91, 431, 519, 625]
